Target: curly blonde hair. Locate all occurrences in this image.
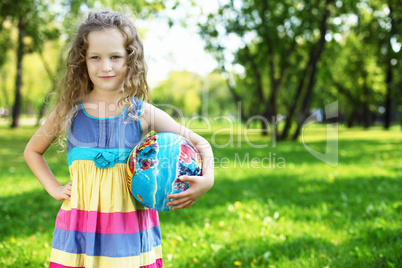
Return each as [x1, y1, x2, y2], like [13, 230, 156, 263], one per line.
[53, 10, 150, 148]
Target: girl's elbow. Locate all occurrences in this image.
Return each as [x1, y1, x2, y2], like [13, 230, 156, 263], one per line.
[23, 145, 32, 163]
[23, 143, 40, 163]
[198, 139, 212, 153]
[197, 136, 211, 148]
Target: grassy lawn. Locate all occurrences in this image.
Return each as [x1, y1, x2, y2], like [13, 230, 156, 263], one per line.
[0, 123, 401, 267]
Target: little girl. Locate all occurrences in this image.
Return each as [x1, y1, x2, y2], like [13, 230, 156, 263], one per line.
[24, 10, 214, 268]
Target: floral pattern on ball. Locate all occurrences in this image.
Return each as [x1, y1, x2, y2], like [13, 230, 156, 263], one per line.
[173, 141, 202, 192]
[126, 132, 203, 211]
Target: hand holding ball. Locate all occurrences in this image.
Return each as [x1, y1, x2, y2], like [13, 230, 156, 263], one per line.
[127, 132, 202, 211]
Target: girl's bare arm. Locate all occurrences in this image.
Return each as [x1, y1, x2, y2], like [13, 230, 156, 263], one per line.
[24, 109, 71, 201]
[141, 103, 214, 209]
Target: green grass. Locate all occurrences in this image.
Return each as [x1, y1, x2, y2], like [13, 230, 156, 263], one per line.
[0, 124, 401, 267]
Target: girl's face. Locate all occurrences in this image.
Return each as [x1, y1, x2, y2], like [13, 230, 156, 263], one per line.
[86, 28, 127, 94]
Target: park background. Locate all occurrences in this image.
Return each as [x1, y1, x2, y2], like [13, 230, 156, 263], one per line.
[0, 0, 401, 267]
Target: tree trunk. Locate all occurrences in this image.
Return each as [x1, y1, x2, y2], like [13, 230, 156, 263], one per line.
[261, 113, 269, 135]
[280, 58, 312, 140]
[383, 60, 392, 129]
[36, 50, 61, 126]
[362, 71, 371, 129]
[267, 82, 281, 138]
[246, 45, 269, 136]
[384, 0, 395, 130]
[222, 68, 246, 122]
[346, 106, 357, 128]
[255, 70, 268, 136]
[292, 0, 334, 140]
[36, 93, 50, 126]
[11, 16, 26, 128]
[400, 114, 402, 131]
[1, 70, 10, 113]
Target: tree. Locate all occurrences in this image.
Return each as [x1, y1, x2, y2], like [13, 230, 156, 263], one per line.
[0, 0, 61, 128]
[198, 0, 338, 139]
[367, 0, 402, 129]
[322, 34, 383, 128]
[195, 0, 402, 137]
[284, 0, 335, 140]
[199, 0, 299, 136]
[0, 0, 166, 127]
[317, 0, 400, 129]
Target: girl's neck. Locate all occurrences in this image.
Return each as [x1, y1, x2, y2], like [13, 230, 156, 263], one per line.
[82, 90, 126, 118]
[85, 89, 120, 103]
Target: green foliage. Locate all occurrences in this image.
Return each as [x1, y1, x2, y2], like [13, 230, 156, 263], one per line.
[152, 71, 203, 116]
[195, 0, 402, 130]
[0, 0, 63, 55]
[315, 0, 402, 127]
[0, 39, 62, 113]
[198, 0, 337, 116]
[152, 70, 232, 117]
[0, 124, 401, 267]
[205, 72, 233, 116]
[0, 0, 167, 117]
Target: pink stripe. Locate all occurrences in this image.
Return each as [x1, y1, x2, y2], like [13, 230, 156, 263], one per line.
[49, 262, 84, 268]
[140, 258, 163, 268]
[55, 209, 159, 234]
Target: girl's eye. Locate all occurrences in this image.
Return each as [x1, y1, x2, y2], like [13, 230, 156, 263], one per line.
[90, 56, 99, 59]
[111, 56, 123, 59]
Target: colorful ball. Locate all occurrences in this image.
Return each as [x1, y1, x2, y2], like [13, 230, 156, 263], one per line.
[126, 132, 202, 211]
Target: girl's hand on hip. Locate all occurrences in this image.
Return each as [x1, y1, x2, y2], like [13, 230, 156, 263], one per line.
[52, 181, 72, 201]
[166, 175, 213, 210]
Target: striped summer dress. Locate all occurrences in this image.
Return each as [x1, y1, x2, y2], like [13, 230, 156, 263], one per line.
[49, 98, 163, 268]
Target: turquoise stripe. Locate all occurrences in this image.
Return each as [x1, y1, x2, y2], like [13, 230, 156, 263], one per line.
[67, 147, 132, 167]
[138, 100, 143, 137]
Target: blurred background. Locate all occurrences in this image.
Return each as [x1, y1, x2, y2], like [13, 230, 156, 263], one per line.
[0, 0, 401, 137]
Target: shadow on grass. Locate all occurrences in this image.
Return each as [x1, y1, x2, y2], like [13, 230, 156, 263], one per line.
[178, 167, 401, 212]
[0, 189, 60, 241]
[174, 226, 402, 268]
[3, 169, 399, 267]
[1, 127, 401, 267]
[159, 172, 401, 267]
[334, 226, 402, 268]
[211, 138, 402, 168]
[191, 235, 337, 268]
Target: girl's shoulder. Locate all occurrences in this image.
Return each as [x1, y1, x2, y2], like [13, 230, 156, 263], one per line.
[129, 96, 143, 107]
[125, 96, 147, 123]
[127, 96, 145, 113]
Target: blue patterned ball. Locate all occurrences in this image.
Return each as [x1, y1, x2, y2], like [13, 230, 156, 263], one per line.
[127, 132, 202, 211]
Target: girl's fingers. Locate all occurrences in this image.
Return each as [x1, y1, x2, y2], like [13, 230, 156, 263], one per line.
[182, 201, 195, 209]
[166, 196, 189, 207]
[64, 193, 71, 201]
[179, 176, 198, 183]
[167, 189, 193, 200]
[172, 200, 193, 210]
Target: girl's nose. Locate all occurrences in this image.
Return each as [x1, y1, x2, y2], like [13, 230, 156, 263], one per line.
[101, 59, 112, 72]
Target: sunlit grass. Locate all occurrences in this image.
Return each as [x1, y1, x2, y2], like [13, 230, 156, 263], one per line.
[0, 124, 401, 267]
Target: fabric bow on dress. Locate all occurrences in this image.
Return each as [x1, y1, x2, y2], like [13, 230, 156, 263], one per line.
[94, 151, 116, 169]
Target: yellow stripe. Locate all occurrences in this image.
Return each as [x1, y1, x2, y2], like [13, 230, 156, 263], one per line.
[50, 245, 162, 267]
[50, 249, 85, 267]
[63, 161, 148, 213]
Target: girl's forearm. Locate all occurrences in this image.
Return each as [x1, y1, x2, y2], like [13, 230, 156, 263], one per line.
[192, 136, 214, 184]
[24, 149, 61, 198]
